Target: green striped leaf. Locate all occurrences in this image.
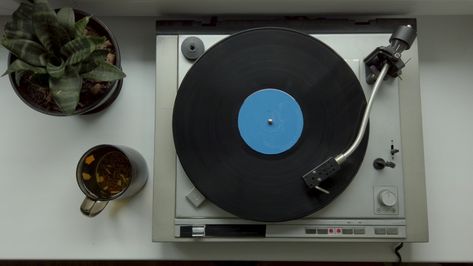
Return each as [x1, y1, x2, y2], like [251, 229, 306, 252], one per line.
[74, 16, 90, 37]
[81, 61, 125, 81]
[61, 36, 106, 65]
[13, 2, 33, 21]
[32, 0, 70, 52]
[57, 7, 75, 38]
[79, 49, 109, 74]
[1, 39, 49, 66]
[2, 59, 47, 76]
[88, 49, 110, 61]
[5, 2, 34, 39]
[49, 69, 82, 114]
[4, 21, 35, 40]
[46, 58, 65, 78]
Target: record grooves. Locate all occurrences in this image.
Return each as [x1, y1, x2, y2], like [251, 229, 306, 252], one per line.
[173, 28, 368, 222]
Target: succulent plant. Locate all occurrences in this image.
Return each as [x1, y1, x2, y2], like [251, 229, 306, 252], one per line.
[1, 0, 125, 114]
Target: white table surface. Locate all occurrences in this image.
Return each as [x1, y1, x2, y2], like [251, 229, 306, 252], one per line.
[0, 15, 472, 262]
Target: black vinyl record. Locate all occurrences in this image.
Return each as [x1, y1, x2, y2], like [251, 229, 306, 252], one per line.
[173, 28, 368, 222]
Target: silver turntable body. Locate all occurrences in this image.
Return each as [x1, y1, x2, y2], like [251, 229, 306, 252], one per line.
[153, 18, 428, 242]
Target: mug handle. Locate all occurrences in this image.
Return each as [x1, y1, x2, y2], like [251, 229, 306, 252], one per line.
[80, 197, 109, 217]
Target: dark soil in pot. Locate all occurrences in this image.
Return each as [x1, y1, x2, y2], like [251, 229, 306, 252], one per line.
[8, 10, 123, 116]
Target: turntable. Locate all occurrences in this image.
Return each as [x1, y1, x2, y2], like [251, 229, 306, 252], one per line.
[153, 17, 428, 242]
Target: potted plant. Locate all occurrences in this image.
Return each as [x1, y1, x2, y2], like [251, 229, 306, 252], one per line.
[1, 0, 125, 115]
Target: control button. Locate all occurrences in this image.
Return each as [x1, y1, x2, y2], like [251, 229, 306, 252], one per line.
[305, 228, 317, 234]
[186, 187, 206, 207]
[191, 225, 205, 237]
[378, 189, 397, 207]
[374, 228, 387, 235]
[342, 228, 353, 234]
[317, 228, 328, 234]
[354, 228, 365, 235]
[336, 228, 342, 234]
[328, 228, 334, 234]
[386, 228, 399, 235]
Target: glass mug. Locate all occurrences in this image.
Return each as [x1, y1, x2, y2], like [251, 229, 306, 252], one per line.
[76, 144, 148, 217]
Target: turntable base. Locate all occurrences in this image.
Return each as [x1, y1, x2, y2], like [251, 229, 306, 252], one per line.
[153, 18, 428, 242]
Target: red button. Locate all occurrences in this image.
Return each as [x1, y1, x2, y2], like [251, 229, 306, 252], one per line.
[328, 228, 334, 233]
[336, 228, 341, 233]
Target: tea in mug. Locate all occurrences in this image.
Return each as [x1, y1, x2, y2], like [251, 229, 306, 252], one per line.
[80, 146, 131, 198]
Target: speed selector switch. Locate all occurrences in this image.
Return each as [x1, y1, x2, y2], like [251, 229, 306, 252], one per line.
[378, 189, 397, 207]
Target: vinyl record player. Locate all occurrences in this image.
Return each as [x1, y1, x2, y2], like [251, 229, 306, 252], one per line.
[153, 17, 428, 242]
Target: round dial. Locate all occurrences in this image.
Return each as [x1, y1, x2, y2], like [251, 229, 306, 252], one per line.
[378, 190, 397, 207]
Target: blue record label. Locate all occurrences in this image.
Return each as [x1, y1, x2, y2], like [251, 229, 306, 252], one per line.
[238, 88, 304, 155]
